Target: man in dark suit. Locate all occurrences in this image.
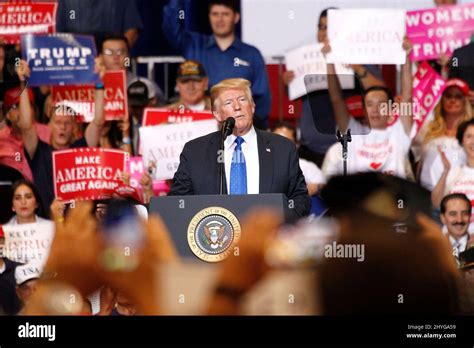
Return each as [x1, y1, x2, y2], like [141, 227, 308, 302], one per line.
[169, 78, 310, 218]
[449, 42, 474, 106]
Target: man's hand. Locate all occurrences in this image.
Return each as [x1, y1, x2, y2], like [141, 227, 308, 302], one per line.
[95, 56, 106, 80]
[50, 198, 66, 221]
[15, 59, 30, 82]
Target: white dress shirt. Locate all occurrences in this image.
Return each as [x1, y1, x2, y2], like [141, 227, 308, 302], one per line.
[224, 126, 259, 194]
[449, 234, 469, 258]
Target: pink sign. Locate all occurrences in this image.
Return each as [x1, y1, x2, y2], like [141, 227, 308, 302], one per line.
[125, 156, 170, 197]
[406, 3, 474, 61]
[412, 61, 447, 132]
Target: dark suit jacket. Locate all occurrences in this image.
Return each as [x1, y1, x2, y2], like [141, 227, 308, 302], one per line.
[449, 42, 474, 90]
[169, 129, 311, 218]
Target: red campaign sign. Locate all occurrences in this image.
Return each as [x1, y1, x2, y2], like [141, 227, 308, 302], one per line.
[142, 108, 214, 127]
[51, 70, 128, 122]
[0, 2, 58, 44]
[53, 147, 127, 201]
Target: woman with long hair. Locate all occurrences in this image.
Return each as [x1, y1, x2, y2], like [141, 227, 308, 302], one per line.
[5, 179, 48, 225]
[419, 79, 473, 189]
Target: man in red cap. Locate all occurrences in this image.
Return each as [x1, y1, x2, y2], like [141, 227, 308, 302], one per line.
[0, 87, 50, 181]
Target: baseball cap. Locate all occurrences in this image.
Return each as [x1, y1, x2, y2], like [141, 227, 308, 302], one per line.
[345, 95, 364, 118]
[176, 60, 207, 81]
[15, 263, 42, 286]
[444, 78, 469, 96]
[127, 78, 154, 107]
[112, 184, 142, 204]
[3, 87, 35, 110]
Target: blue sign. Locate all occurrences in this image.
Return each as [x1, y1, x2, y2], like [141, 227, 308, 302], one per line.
[21, 33, 100, 86]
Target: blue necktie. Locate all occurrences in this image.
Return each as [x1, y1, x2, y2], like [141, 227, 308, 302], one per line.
[230, 136, 247, 194]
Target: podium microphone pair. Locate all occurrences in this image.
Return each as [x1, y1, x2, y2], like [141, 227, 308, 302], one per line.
[219, 117, 235, 194]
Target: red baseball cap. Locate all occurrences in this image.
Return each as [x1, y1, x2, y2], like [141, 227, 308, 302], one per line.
[112, 184, 142, 204]
[345, 95, 365, 118]
[4, 87, 35, 110]
[444, 78, 469, 96]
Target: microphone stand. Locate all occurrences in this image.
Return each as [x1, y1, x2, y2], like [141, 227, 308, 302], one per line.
[219, 118, 235, 194]
[219, 127, 226, 194]
[336, 129, 352, 176]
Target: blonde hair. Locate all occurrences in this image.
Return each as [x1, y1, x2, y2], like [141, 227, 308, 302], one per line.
[423, 97, 473, 144]
[210, 78, 254, 111]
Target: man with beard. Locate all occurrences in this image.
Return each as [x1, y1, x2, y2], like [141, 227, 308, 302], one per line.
[440, 193, 472, 266]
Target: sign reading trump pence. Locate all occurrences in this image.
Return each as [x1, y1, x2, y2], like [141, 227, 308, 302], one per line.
[326, 9, 406, 65]
[21, 33, 99, 86]
[284, 43, 354, 101]
[140, 119, 218, 180]
[0, 2, 57, 44]
[53, 147, 127, 201]
[2, 221, 54, 264]
[406, 3, 474, 61]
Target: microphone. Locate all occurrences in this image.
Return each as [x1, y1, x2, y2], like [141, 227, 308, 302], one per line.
[222, 117, 235, 141]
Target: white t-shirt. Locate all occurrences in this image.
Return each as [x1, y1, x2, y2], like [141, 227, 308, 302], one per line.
[420, 136, 466, 191]
[299, 158, 325, 185]
[322, 118, 414, 178]
[445, 165, 474, 232]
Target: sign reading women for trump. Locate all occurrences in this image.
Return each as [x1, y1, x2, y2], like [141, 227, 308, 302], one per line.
[326, 9, 406, 65]
[142, 108, 214, 127]
[284, 43, 354, 101]
[51, 70, 128, 122]
[140, 120, 218, 180]
[406, 3, 474, 61]
[3, 221, 54, 264]
[21, 33, 99, 86]
[53, 147, 126, 201]
[412, 61, 446, 132]
[0, 2, 57, 44]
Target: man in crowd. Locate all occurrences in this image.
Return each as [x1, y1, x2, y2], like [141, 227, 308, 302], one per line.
[283, 8, 386, 167]
[127, 79, 160, 155]
[272, 122, 325, 196]
[440, 193, 472, 265]
[162, 0, 271, 129]
[100, 34, 163, 102]
[165, 60, 211, 111]
[16, 60, 106, 215]
[169, 78, 310, 219]
[15, 263, 41, 312]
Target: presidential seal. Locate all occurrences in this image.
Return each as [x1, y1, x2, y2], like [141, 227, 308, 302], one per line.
[187, 207, 241, 262]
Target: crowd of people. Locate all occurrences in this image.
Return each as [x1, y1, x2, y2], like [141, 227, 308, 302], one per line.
[0, 0, 474, 316]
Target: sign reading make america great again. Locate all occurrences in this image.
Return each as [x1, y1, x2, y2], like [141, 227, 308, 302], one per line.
[21, 33, 100, 86]
[53, 147, 126, 201]
[0, 2, 57, 44]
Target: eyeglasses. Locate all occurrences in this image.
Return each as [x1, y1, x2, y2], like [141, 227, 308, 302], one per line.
[444, 93, 465, 100]
[102, 48, 127, 57]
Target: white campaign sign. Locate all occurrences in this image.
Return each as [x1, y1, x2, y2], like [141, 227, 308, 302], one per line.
[140, 119, 218, 181]
[3, 221, 54, 264]
[285, 43, 354, 100]
[326, 9, 406, 65]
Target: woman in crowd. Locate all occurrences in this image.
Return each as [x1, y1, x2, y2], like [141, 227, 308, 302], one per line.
[419, 79, 473, 189]
[432, 119, 474, 231]
[5, 179, 48, 225]
[99, 119, 132, 156]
